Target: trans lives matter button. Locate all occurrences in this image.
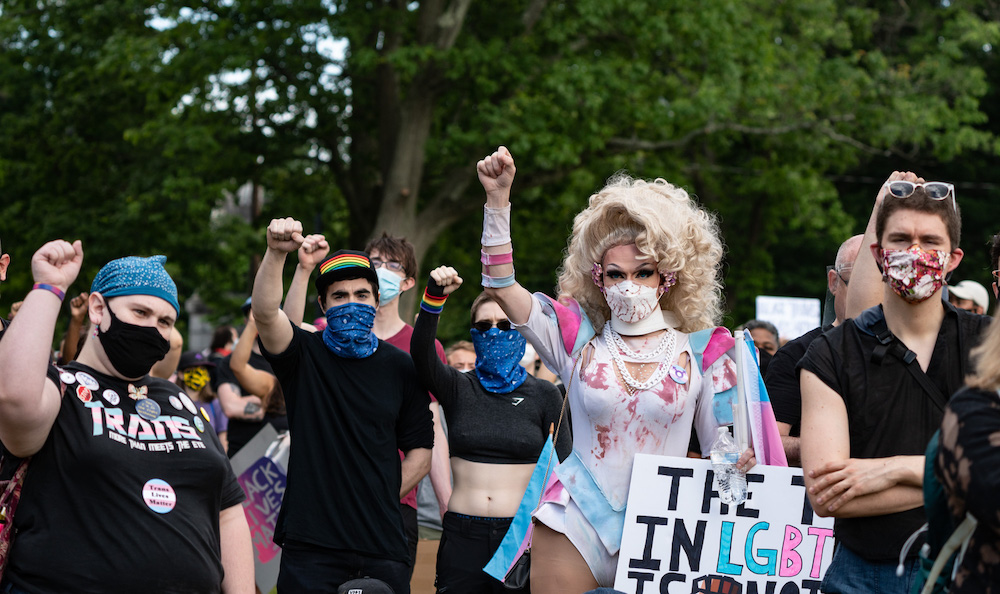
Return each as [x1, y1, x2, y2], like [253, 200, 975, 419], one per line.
[142, 479, 176, 514]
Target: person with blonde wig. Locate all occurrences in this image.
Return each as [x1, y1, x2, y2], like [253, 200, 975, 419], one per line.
[477, 146, 754, 591]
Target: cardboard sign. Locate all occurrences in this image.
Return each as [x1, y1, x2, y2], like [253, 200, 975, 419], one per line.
[614, 455, 834, 594]
[755, 296, 821, 341]
[230, 424, 290, 594]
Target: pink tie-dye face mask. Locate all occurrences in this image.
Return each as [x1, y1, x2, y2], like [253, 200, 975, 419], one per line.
[880, 244, 949, 304]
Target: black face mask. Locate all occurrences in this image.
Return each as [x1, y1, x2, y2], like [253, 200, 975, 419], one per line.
[98, 303, 171, 378]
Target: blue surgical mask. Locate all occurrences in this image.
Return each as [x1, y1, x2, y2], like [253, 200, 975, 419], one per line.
[323, 302, 378, 358]
[470, 327, 528, 394]
[376, 268, 403, 305]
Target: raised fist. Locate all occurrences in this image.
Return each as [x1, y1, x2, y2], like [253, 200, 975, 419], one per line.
[477, 146, 516, 203]
[266, 218, 305, 253]
[429, 266, 463, 296]
[298, 234, 330, 270]
[31, 240, 83, 292]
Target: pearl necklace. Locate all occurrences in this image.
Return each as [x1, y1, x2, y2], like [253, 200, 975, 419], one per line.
[603, 323, 675, 393]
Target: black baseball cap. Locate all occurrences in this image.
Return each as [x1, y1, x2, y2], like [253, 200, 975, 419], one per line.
[337, 578, 394, 594]
[315, 250, 380, 302]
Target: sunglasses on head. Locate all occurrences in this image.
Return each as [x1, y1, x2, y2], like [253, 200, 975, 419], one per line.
[883, 181, 956, 211]
[473, 320, 512, 332]
[370, 258, 404, 272]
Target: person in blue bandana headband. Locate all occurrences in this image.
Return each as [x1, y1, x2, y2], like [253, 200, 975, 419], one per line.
[410, 265, 571, 594]
[0, 243, 253, 593]
[252, 218, 433, 594]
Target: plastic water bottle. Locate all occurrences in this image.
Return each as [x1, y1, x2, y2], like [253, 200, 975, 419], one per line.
[710, 426, 747, 505]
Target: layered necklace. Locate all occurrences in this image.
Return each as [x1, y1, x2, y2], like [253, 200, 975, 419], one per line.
[603, 322, 675, 395]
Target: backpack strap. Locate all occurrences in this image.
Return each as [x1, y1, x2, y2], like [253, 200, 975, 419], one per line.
[920, 515, 977, 594]
[866, 314, 948, 412]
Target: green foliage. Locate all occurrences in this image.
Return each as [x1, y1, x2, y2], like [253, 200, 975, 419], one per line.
[1, 0, 998, 342]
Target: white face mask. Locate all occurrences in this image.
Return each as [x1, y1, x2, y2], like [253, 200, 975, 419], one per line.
[604, 280, 662, 323]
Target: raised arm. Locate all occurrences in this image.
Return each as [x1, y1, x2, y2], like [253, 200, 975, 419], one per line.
[283, 233, 329, 327]
[478, 146, 534, 324]
[0, 240, 83, 456]
[252, 218, 305, 355]
[58, 291, 89, 364]
[230, 313, 277, 400]
[845, 171, 923, 318]
[411, 267, 465, 400]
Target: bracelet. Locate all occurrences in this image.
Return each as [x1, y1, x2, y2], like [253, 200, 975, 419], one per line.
[480, 249, 514, 266]
[32, 283, 66, 301]
[481, 204, 512, 247]
[481, 272, 516, 288]
[420, 290, 448, 314]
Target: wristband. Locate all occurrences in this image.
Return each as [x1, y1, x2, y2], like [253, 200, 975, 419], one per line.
[481, 272, 516, 288]
[481, 204, 512, 247]
[32, 283, 66, 301]
[480, 249, 514, 266]
[420, 289, 448, 314]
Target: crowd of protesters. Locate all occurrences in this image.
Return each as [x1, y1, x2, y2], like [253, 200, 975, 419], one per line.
[0, 152, 997, 594]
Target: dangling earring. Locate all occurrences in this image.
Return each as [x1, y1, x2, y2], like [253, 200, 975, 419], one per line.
[591, 263, 604, 293]
[659, 271, 678, 295]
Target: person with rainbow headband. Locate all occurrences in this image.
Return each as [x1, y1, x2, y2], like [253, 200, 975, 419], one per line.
[251, 219, 433, 594]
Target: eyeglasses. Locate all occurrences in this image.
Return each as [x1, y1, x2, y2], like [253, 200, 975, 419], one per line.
[370, 258, 404, 272]
[883, 181, 956, 211]
[473, 320, 512, 332]
[826, 264, 852, 287]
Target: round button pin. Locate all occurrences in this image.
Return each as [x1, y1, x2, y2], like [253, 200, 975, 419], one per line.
[103, 389, 120, 406]
[135, 399, 161, 421]
[75, 372, 100, 391]
[142, 479, 176, 514]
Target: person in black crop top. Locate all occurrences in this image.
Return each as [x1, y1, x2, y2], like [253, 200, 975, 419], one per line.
[412, 266, 570, 594]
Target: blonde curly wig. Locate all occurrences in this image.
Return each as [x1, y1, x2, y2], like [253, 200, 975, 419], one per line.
[556, 174, 724, 334]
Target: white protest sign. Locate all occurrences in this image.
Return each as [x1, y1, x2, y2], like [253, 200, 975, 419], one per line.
[614, 455, 834, 594]
[754, 296, 821, 341]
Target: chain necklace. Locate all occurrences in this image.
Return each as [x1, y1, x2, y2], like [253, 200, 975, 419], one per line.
[608, 322, 671, 361]
[604, 323, 675, 393]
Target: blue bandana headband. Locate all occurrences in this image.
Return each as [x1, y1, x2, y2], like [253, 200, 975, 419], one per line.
[91, 255, 179, 315]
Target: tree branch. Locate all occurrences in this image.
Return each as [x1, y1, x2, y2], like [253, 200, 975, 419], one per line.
[522, 0, 549, 34]
[606, 115, 894, 158]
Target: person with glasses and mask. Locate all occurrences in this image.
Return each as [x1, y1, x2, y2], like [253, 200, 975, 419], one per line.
[799, 175, 990, 594]
[252, 221, 434, 593]
[475, 146, 755, 592]
[410, 266, 571, 593]
[0, 244, 253, 593]
[363, 233, 452, 581]
[764, 234, 862, 465]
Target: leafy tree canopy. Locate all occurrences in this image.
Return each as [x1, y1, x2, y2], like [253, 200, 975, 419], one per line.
[1, 0, 997, 344]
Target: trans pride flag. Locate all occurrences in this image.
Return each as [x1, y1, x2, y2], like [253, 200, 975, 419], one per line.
[733, 330, 788, 467]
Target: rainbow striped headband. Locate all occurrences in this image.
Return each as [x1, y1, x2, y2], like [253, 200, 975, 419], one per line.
[319, 254, 372, 275]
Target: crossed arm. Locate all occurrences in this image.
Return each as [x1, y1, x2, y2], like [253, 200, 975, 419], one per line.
[800, 370, 924, 517]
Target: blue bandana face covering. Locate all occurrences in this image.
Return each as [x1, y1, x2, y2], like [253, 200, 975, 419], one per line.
[376, 268, 403, 306]
[323, 302, 378, 358]
[470, 327, 528, 394]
